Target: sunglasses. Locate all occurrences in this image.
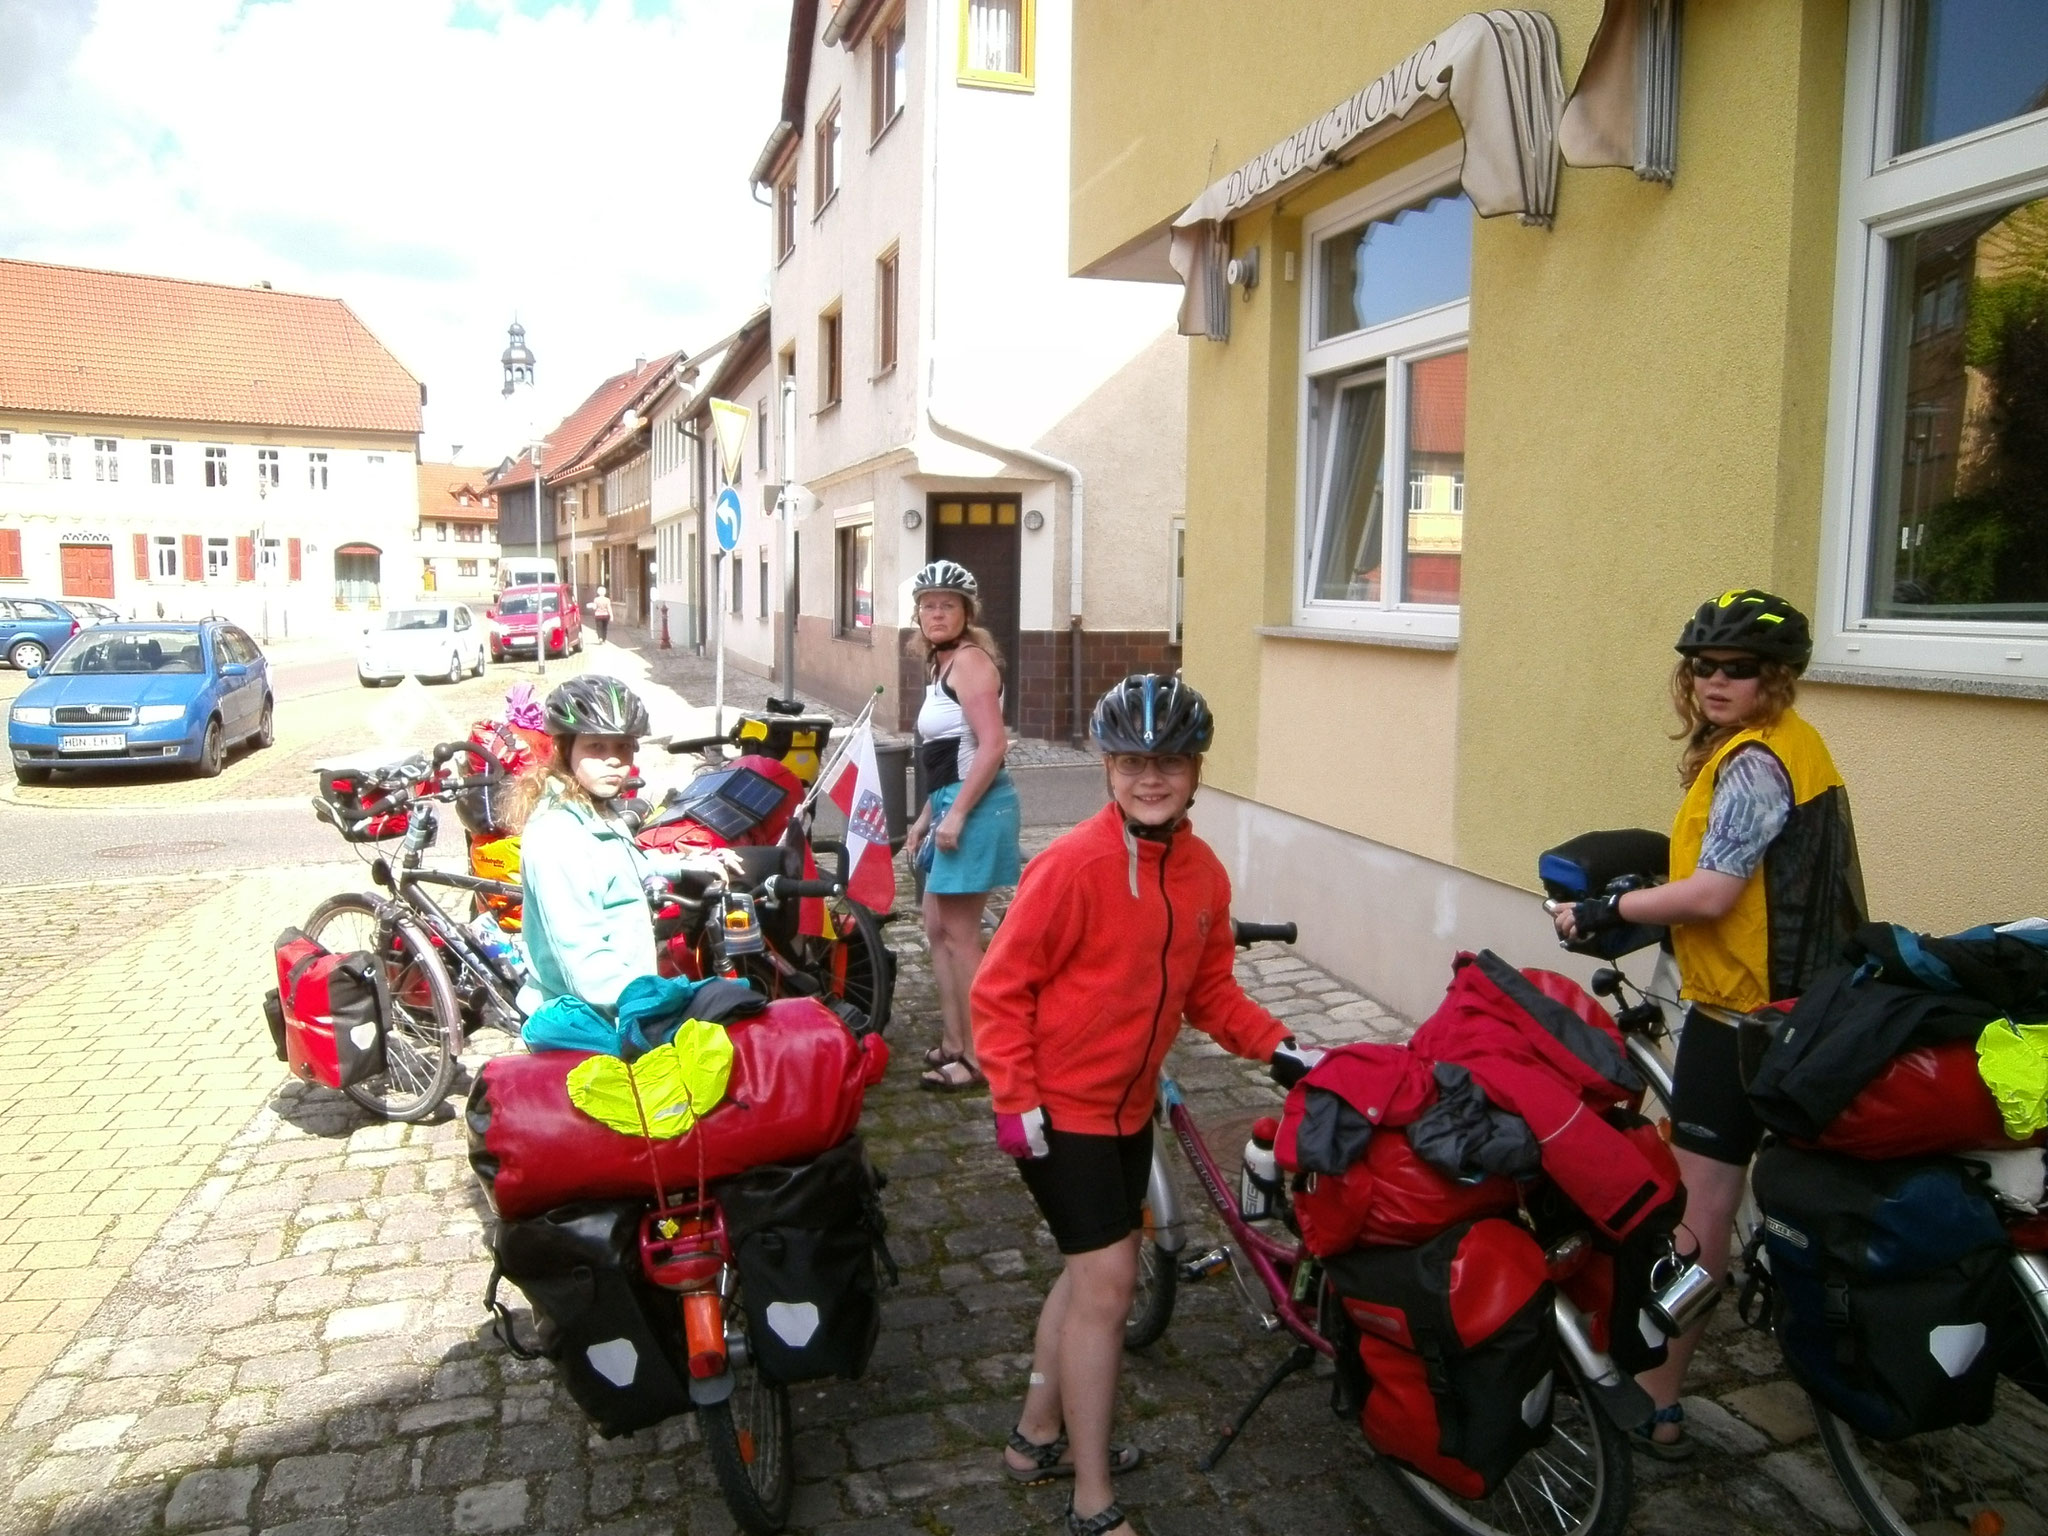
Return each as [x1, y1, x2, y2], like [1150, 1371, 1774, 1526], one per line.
[1108, 753, 1195, 778]
[1688, 656, 1764, 681]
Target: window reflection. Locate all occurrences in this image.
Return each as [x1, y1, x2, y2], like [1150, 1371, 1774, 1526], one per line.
[1318, 193, 1474, 341]
[1403, 351, 1466, 606]
[1311, 377, 1388, 602]
[1872, 192, 2048, 620]
[1897, 0, 2048, 154]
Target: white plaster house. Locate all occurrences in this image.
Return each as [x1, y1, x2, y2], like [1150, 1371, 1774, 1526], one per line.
[0, 260, 423, 641]
[751, 0, 1187, 737]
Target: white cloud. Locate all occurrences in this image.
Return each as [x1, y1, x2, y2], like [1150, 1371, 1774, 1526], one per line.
[0, 0, 785, 463]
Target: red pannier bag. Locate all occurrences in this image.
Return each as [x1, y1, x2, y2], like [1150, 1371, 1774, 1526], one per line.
[1326, 1218, 1557, 1500]
[467, 997, 891, 1220]
[268, 926, 389, 1090]
[1553, 1116, 1685, 1375]
[1805, 1040, 2040, 1159]
[1294, 1130, 1519, 1258]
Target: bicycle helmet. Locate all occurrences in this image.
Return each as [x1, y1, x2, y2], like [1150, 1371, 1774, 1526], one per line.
[911, 560, 978, 607]
[1091, 673, 1215, 756]
[1674, 588, 1813, 670]
[543, 674, 650, 739]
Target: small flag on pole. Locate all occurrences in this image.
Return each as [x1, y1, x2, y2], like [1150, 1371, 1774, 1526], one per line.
[824, 714, 897, 914]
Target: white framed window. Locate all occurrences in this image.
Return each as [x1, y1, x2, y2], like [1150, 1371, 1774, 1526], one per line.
[1296, 146, 1473, 640]
[204, 446, 229, 488]
[1817, 0, 2048, 683]
[150, 442, 174, 485]
[0, 432, 11, 479]
[259, 537, 282, 572]
[368, 453, 385, 465]
[308, 451, 328, 490]
[46, 434, 72, 481]
[94, 438, 118, 482]
[153, 535, 179, 579]
[205, 536, 231, 578]
[256, 447, 279, 487]
[458, 558, 478, 578]
[759, 549, 770, 618]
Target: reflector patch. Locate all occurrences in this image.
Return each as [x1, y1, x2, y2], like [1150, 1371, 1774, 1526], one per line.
[1928, 1322, 1988, 1379]
[586, 1338, 639, 1387]
[766, 1301, 820, 1347]
[1521, 1371, 1554, 1428]
[349, 1023, 378, 1051]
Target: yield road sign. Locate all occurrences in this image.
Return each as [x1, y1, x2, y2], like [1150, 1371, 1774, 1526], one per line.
[709, 399, 751, 486]
[714, 486, 743, 552]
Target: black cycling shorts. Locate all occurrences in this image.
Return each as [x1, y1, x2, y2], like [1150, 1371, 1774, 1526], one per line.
[1668, 1008, 1764, 1166]
[1016, 1120, 1155, 1256]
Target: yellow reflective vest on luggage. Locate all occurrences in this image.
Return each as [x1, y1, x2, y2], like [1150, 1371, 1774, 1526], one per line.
[1669, 709, 1865, 1013]
[565, 1021, 735, 1138]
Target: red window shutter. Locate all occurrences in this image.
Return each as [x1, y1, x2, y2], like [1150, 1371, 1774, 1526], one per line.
[133, 532, 150, 581]
[0, 529, 21, 580]
[235, 536, 255, 582]
[287, 537, 303, 582]
[182, 533, 202, 580]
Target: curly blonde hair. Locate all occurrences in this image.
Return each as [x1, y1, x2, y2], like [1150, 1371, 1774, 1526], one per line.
[1670, 658, 1800, 788]
[502, 735, 595, 832]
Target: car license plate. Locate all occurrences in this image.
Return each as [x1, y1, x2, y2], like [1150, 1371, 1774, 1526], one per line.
[59, 733, 126, 753]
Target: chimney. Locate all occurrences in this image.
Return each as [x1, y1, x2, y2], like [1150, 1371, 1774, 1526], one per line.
[634, 356, 646, 370]
[252, 280, 273, 290]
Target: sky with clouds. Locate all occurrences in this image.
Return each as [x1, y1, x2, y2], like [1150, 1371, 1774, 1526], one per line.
[0, 0, 785, 466]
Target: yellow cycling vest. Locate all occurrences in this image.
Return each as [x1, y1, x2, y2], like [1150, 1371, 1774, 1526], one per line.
[1669, 709, 1866, 1013]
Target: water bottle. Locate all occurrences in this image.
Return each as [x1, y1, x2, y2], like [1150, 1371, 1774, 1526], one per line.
[1239, 1116, 1282, 1221]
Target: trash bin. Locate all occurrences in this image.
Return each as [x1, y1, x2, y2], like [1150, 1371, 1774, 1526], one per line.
[874, 740, 912, 853]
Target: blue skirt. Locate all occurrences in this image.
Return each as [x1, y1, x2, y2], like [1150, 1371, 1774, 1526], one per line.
[926, 773, 1022, 894]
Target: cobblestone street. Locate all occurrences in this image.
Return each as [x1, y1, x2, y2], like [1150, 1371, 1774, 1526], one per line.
[0, 825, 1889, 1536]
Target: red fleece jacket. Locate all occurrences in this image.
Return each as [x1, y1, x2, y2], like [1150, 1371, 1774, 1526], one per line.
[972, 802, 1290, 1135]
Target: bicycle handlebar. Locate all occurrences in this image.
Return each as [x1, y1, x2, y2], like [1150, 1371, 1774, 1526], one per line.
[1233, 920, 1297, 948]
[766, 875, 842, 900]
[663, 728, 739, 756]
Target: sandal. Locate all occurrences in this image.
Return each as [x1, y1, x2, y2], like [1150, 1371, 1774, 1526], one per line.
[1630, 1402, 1694, 1461]
[920, 1058, 986, 1092]
[1066, 1498, 1136, 1535]
[1003, 1428, 1142, 1484]
[923, 1045, 962, 1071]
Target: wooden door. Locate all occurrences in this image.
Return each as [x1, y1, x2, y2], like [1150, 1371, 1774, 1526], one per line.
[929, 495, 1021, 726]
[60, 543, 115, 598]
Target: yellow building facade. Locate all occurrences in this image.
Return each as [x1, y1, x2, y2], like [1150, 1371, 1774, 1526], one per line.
[1070, 0, 2048, 1019]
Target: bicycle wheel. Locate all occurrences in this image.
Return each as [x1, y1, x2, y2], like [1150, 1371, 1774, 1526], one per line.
[1124, 1196, 1178, 1350]
[700, 1338, 795, 1535]
[1391, 1354, 1632, 1536]
[758, 898, 896, 1034]
[1815, 1382, 2048, 1535]
[302, 893, 461, 1122]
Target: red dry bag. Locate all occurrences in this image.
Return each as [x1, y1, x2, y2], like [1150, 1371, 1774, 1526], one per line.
[1808, 1040, 2038, 1159]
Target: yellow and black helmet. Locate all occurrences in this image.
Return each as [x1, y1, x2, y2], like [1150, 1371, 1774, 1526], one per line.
[1675, 589, 1812, 670]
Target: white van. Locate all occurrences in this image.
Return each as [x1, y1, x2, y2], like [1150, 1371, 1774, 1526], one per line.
[500, 558, 558, 591]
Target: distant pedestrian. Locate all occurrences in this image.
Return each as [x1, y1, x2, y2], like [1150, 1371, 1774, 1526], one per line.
[591, 587, 613, 644]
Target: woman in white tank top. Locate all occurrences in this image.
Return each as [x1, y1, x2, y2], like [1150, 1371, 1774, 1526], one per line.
[903, 561, 1022, 1089]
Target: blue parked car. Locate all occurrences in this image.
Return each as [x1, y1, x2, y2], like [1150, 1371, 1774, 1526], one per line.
[7, 621, 273, 784]
[1, 596, 83, 671]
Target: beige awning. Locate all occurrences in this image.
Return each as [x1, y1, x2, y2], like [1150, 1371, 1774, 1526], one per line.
[1167, 10, 1565, 339]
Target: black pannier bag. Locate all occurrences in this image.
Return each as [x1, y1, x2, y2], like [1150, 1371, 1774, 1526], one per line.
[711, 1134, 893, 1384]
[1753, 1144, 2016, 1441]
[489, 1200, 692, 1438]
[1323, 1217, 1557, 1500]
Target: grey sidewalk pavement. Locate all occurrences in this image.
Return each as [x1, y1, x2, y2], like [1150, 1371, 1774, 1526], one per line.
[0, 859, 1868, 1536]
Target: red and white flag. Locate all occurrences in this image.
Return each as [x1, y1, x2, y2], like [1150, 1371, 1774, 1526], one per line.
[824, 716, 898, 913]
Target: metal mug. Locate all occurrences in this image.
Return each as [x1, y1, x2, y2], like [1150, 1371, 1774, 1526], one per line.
[1645, 1248, 1720, 1336]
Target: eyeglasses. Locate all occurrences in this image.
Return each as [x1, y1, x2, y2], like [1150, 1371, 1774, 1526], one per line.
[1108, 753, 1195, 778]
[1687, 656, 1764, 681]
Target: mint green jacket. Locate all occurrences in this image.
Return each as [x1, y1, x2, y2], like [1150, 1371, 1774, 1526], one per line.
[518, 789, 668, 1016]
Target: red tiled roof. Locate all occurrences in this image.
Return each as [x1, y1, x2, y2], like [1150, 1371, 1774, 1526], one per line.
[493, 350, 682, 489]
[417, 462, 498, 522]
[1409, 350, 1467, 456]
[0, 258, 422, 435]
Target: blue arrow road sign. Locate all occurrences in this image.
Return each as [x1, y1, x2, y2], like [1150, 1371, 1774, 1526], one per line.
[714, 486, 743, 552]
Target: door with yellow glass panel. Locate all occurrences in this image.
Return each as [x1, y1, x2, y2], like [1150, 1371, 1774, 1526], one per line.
[928, 494, 1020, 727]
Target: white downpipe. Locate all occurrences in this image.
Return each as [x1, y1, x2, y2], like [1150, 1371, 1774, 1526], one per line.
[920, 0, 1086, 742]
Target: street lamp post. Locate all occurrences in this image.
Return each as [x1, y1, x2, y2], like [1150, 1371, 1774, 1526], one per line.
[501, 321, 546, 675]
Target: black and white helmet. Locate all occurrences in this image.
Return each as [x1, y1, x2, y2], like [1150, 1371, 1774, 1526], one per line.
[543, 674, 650, 739]
[911, 560, 978, 607]
[1091, 673, 1215, 756]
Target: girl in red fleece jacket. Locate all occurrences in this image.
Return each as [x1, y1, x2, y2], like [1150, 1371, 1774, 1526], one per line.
[971, 675, 1319, 1536]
